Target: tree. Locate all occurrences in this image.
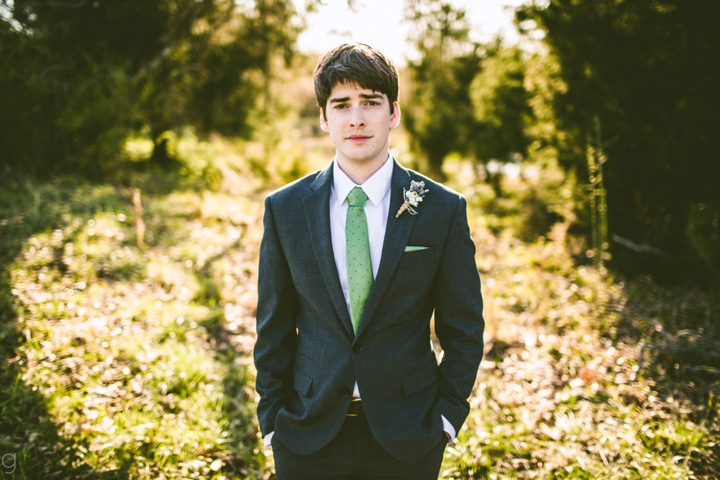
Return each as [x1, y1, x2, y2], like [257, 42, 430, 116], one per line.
[403, 0, 481, 179]
[469, 44, 533, 164]
[518, 0, 720, 283]
[0, 0, 299, 177]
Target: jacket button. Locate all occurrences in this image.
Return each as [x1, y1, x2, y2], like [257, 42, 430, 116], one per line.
[352, 342, 363, 353]
[340, 388, 351, 397]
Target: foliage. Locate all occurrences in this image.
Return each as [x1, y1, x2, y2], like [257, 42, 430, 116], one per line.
[402, 8, 555, 237]
[517, 0, 720, 284]
[0, 145, 270, 478]
[441, 159, 720, 479]
[469, 44, 533, 165]
[402, 0, 481, 179]
[1, 137, 718, 478]
[0, 0, 299, 178]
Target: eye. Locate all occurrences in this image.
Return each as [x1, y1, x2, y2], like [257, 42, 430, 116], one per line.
[366, 101, 379, 106]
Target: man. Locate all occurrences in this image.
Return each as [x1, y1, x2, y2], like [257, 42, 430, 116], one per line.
[254, 43, 484, 479]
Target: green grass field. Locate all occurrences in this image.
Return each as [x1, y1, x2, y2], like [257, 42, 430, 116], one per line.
[1, 137, 718, 479]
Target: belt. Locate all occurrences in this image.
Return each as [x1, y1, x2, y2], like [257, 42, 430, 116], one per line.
[346, 398, 365, 416]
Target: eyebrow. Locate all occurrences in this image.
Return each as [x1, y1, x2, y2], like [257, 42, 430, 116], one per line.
[328, 93, 385, 104]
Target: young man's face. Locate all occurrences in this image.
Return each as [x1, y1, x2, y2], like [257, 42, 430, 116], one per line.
[320, 82, 400, 170]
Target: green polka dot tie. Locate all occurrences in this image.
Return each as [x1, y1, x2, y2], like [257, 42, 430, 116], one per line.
[346, 187, 373, 334]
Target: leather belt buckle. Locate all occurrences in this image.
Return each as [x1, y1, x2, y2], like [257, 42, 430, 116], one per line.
[346, 398, 364, 416]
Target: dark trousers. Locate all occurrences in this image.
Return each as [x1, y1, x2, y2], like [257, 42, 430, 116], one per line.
[272, 415, 447, 480]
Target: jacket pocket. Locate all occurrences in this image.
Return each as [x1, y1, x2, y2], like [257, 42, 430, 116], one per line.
[395, 248, 437, 294]
[293, 369, 313, 396]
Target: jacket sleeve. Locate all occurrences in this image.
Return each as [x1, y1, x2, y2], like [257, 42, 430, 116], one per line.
[253, 194, 299, 436]
[432, 195, 485, 433]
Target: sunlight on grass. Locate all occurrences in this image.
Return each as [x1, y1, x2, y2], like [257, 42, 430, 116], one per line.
[1, 149, 268, 478]
[437, 160, 719, 479]
[1, 139, 717, 479]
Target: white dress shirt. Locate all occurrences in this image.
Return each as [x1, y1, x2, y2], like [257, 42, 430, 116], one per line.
[264, 153, 454, 446]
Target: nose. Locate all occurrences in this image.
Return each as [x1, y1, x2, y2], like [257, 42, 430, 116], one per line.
[349, 107, 365, 127]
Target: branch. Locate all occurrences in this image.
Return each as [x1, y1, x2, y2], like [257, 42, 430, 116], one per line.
[611, 234, 673, 259]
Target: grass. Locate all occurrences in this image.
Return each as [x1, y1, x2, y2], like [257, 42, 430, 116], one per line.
[0, 136, 271, 479]
[440, 159, 720, 479]
[1, 136, 718, 479]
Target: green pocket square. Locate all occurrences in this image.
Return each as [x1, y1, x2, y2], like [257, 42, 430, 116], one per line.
[404, 246, 429, 252]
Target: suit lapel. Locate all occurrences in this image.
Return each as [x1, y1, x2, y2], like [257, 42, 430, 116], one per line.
[303, 164, 355, 337]
[356, 161, 417, 337]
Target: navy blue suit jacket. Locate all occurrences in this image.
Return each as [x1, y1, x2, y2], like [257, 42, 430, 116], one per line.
[254, 160, 484, 463]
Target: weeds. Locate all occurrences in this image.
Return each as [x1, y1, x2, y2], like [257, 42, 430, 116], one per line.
[438, 164, 720, 479]
[1, 138, 718, 478]
[1, 144, 268, 478]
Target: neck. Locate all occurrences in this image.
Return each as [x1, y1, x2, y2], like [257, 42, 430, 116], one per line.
[336, 152, 389, 185]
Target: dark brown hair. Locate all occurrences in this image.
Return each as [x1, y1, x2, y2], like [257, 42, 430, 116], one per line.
[314, 43, 399, 119]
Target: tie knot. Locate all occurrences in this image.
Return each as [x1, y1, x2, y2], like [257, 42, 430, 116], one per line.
[347, 187, 369, 207]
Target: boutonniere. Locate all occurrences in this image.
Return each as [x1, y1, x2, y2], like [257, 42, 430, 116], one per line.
[395, 180, 429, 218]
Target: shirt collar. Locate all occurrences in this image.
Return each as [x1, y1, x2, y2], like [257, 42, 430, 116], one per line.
[332, 153, 393, 207]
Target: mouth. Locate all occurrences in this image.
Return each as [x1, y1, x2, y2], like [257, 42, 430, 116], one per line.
[347, 135, 371, 142]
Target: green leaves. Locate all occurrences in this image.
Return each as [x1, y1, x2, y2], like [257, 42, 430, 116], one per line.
[469, 45, 533, 163]
[0, 0, 301, 179]
[518, 0, 720, 282]
[403, 0, 481, 179]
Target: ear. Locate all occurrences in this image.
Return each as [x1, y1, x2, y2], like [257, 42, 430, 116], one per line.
[319, 110, 328, 132]
[390, 102, 401, 129]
